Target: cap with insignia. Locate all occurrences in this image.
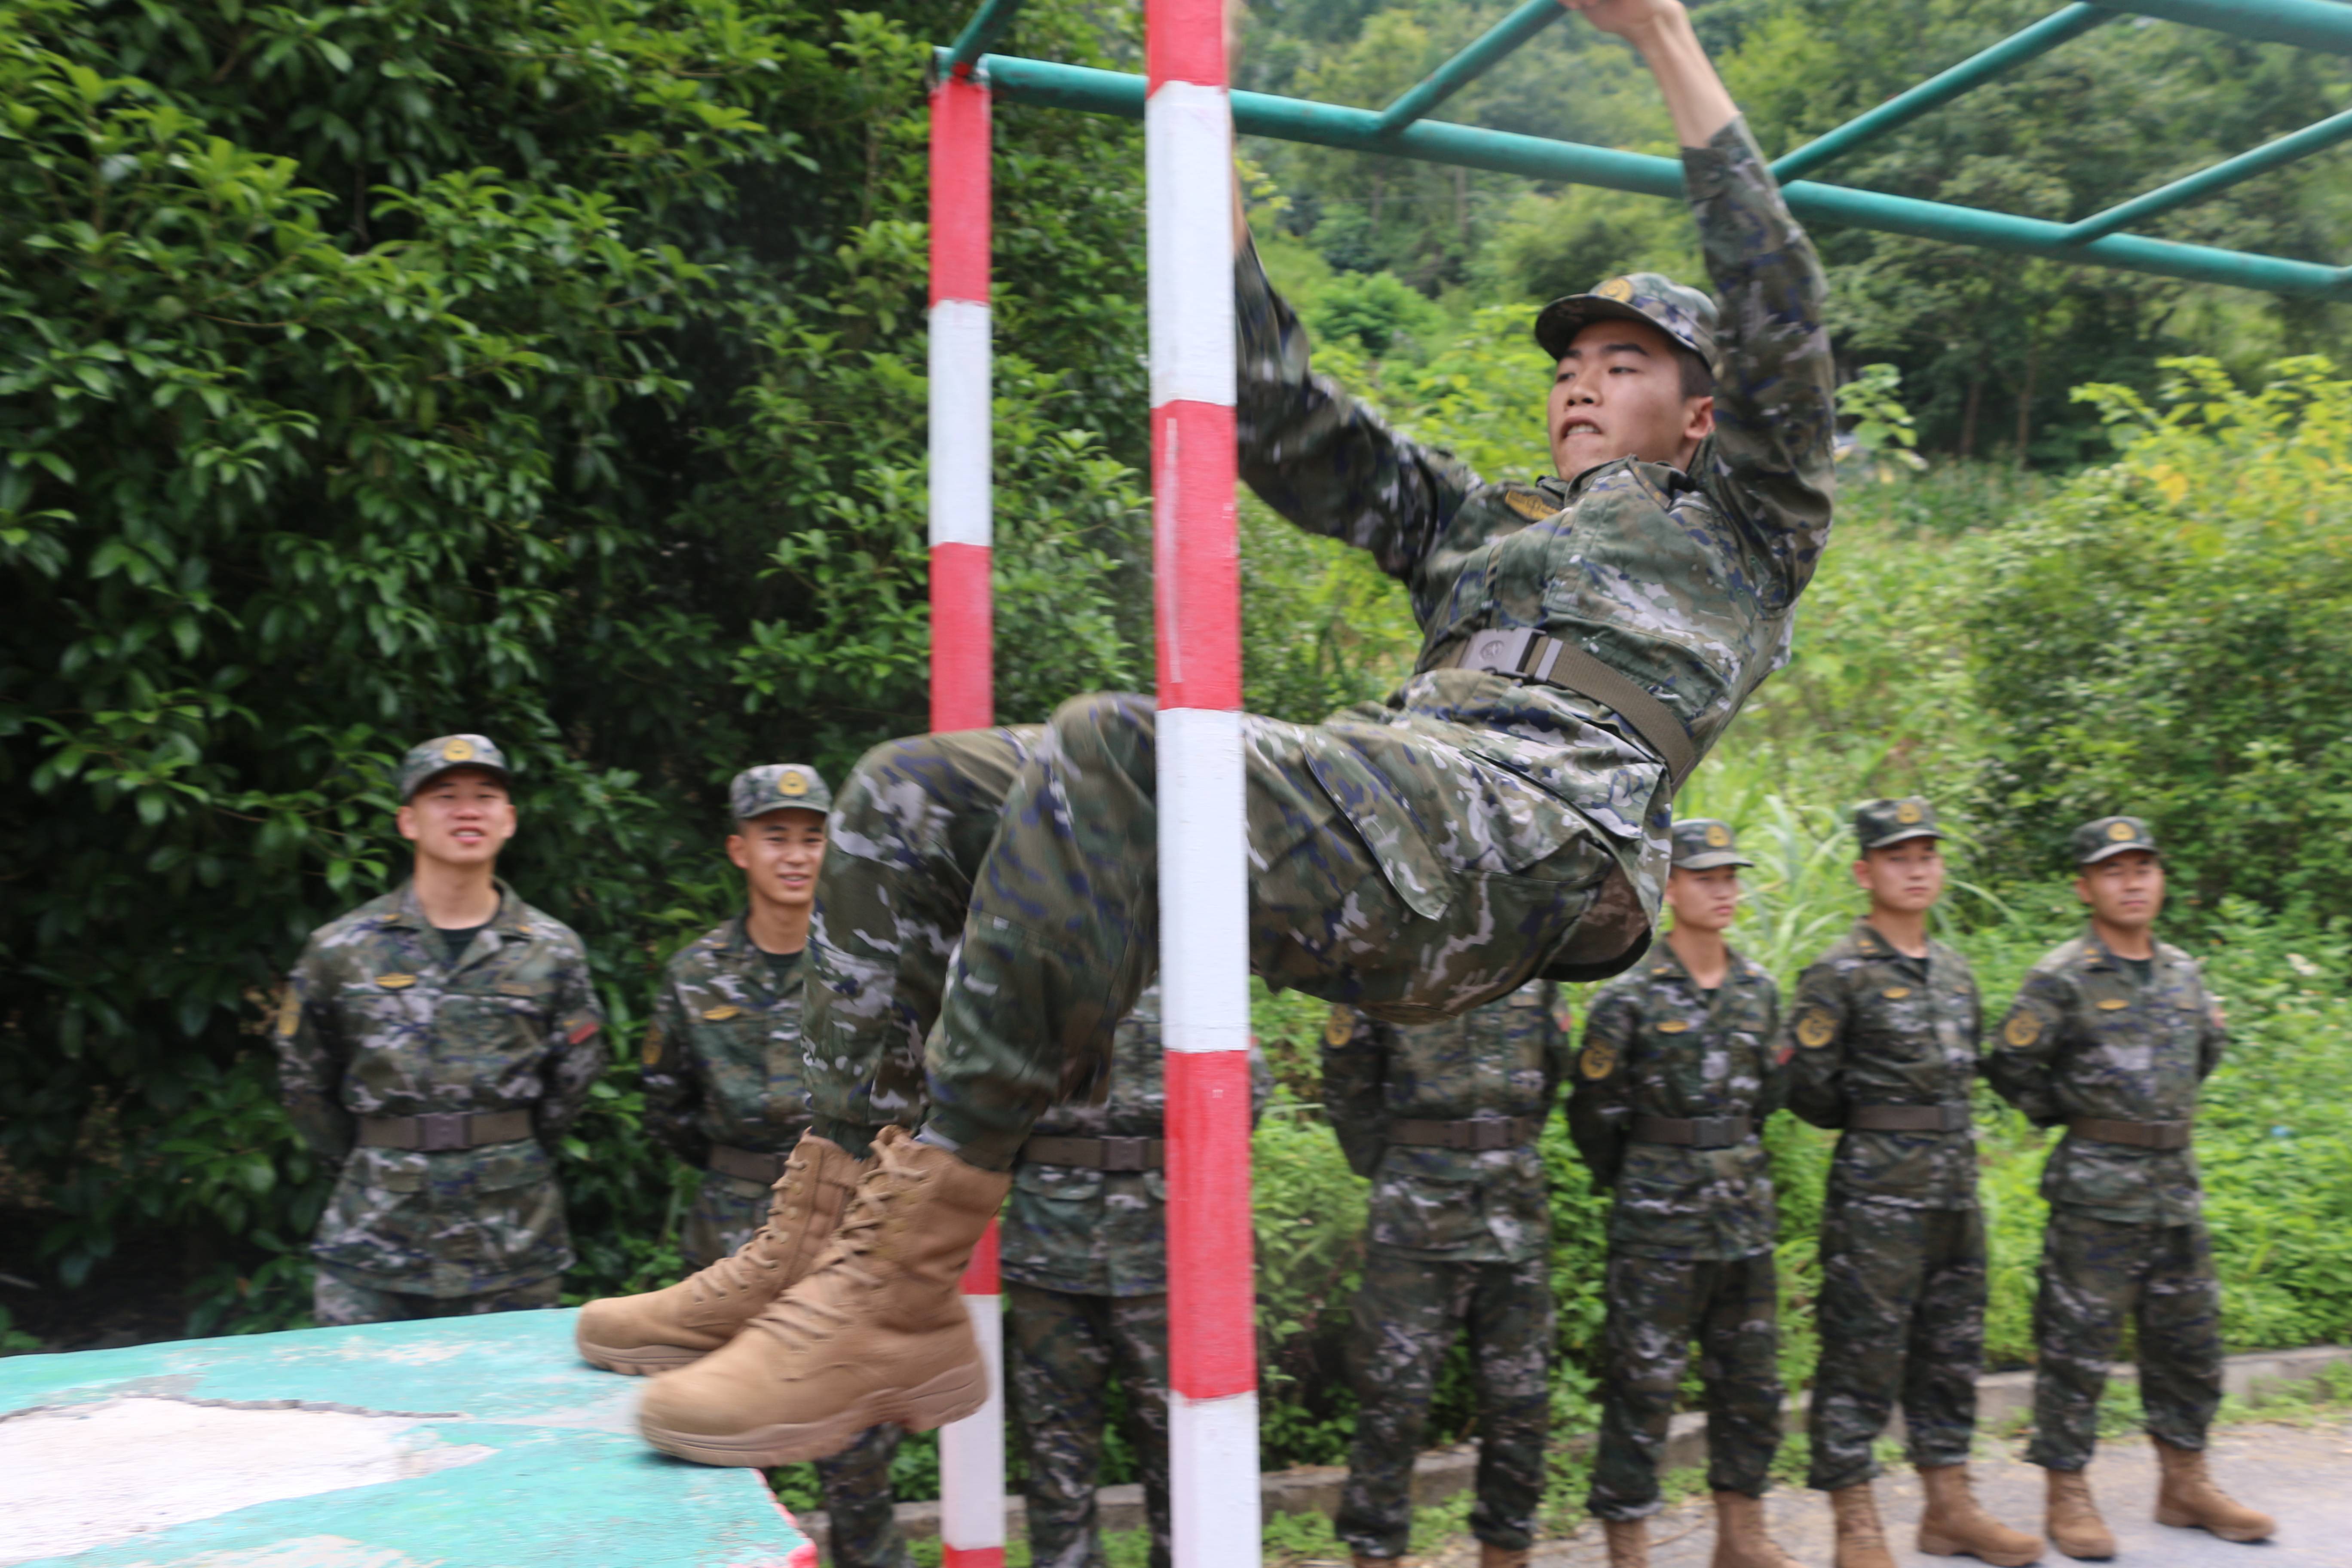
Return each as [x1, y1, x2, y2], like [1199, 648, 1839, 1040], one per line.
[395, 734, 512, 802]
[1534, 272, 1719, 371]
[1670, 817, 1754, 871]
[1854, 797, 1943, 854]
[2072, 815, 2158, 866]
[730, 763, 834, 822]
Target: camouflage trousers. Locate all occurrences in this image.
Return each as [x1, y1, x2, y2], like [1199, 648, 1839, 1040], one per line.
[1338, 1251, 1552, 1558]
[1007, 1281, 1172, 1568]
[1589, 1249, 1780, 1519]
[680, 1170, 778, 1274]
[2028, 1210, 2222, 1472]
[806, 699, 1631, 1168]
[1807, 1197, 1985, 1491]
[312, 1267, 560, 1326]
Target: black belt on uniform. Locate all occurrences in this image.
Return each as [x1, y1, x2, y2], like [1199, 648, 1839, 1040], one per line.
[1850, 1102, 1972, 1133]
[2070, 1115, 2193, 1151]
[358, 1109, 533, 1152]
[1020, 1134, 1166, 1171]
[1444, 628, 1698, 786]
[1631, 1113, 1754, 1148]
[1389, 1115, 1540, 1152]
[709, 1144, 791, 1184]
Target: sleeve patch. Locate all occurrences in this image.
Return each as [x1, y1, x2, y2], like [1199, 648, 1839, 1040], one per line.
[564, 1010, 602, 1046]
[275, 987, 301, 1037]
[640, 1021, 665, 1068]
[1796, 1011, 1836, 1048]
[1580, 1041, 1618, 1079]
[1324, 1004, 1357, 1046]
[2003, 1011, 2042, 1047]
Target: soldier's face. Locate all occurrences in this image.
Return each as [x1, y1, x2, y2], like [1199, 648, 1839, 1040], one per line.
[1548, 318, 1714, 478]
[396, 768, 516, 869]
[1666, 865, 1741, 933]
[730, 808, 828, 912]
[2076, 850, 2164, 931]
[1855, 837, 1944, 913]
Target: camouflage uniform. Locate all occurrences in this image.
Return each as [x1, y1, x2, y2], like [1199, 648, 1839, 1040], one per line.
[1784, 799, 1988, 1494]
[1323, 983, 1570, 1560]
[276, 739, 606, 1320]
[640, 764, 909, 1568]
[1984, 818, 2227, 1473]
[1001, 985, 1270, 1568]
[801, 119, 1833, 1175]
[1571, 819, 1785, 1520]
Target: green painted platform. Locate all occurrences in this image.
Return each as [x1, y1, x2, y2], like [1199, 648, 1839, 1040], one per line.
[0, 1308, 813, 1568]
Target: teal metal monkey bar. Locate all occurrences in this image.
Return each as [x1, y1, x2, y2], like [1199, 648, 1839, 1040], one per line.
[940, 0, 2352, 299]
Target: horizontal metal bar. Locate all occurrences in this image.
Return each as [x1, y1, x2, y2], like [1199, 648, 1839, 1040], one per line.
[944, 0, 1024, 74]
[2063, 105, 2352, 242]
[962, 51, 2352, 297]
[1375, 0, 1563, 135]
[2108, 0, 2352, 55]
[1771, 5, 2113, 181]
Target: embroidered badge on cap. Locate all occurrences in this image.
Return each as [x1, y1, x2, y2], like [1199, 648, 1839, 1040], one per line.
[375, 973, 416, 990]
[1597, 276, 1635, 302]
[1705, 824, 1730, 847]
[2108, 821, 2135, 840]
[1896, 801, 1922, 824]
[779, 768, 810, 797]
[2004, 1013, 2041, 1047]
[443, 738, 474, 762]
[702, 1005, 744, 1021]
[1797, 1012, 1836, 1048]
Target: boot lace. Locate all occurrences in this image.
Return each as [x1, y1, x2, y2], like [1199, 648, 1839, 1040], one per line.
[745, 1141, 923, 1348]
[687, 1158, 805, 1300]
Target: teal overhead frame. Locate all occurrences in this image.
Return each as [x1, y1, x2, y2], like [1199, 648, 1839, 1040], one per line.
[946, 0, 2352, 297]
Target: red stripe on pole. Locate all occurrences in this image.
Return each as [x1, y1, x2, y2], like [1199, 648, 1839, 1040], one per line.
[960, 1213, 1001, 1294]
[930, 542, 994, 734]
[1145, 0, 1227, 89]
[1151, 399, 1240, 711]
[929, 76, 991, 307]
[1164, 1049, 1256, 1400]
[941, 1549, 1006, 1568]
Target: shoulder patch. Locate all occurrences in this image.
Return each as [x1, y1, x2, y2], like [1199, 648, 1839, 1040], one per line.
[1796, 1011, 1836, 1049]
[1503, 487, 1556, 522]
[1324, 1004, 1357, 1046]
[1580, 1041, 1617, 1079]
[640, 1020, 665, 1068]
[2003, 1012, 2042, 1047]
[374, 973, 416, 990]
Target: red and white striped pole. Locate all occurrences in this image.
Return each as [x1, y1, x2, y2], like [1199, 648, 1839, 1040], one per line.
[928, 58, 1006, 1568]
[1147, 0, 1260, 1564]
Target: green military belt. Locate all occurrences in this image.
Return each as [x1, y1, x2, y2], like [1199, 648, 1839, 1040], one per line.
[1389, 1114, 1540, 1151]
[708, 1144, 790, 1184]
[1020, 1134, 1166, 1171]
[1443, 628, 1699, 785]
[1631, 1112, 1753, 1148]
[357, 1109, 532, 1152]
[2070, 1115, 2193, 1151]
[1850, 1102, 1972, 1133]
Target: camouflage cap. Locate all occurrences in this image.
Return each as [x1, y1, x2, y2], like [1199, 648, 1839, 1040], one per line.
[1534, 272, 1720, 371]
[395, 735, 512, 802]
[2072, 815, 2159, 866]
[1854, 797, 1943, 854]
[1670, 818, 1753, 871]
[730, 763, 833, 822]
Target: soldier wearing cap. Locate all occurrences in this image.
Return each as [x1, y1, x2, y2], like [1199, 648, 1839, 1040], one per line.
[1986, 818, 2271, 1557]
[275, 735, 606, 1326]
[1783, 799, 2040, 1568]
[1571, 819, 1798, 1568]
[579, 763, 911, 1568]
[1321, 980, 1570, 1568]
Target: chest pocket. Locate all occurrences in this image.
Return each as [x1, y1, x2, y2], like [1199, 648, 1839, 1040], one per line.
[1855, 982, 1932, 1061]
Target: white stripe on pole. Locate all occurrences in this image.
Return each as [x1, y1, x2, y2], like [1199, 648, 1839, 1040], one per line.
[1169, 1390, 1262, 1561]
[938, 1291, 1006, 1565]
[1157, 707, 1250, 1057]
[1145, 83, 1237, 410]
[927, 298, 994, 550]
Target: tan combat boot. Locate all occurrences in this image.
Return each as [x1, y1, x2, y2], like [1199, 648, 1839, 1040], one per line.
[1602, 1517, 1651, 1567]
[574, 1131, 865, 1374]
[2043, 1468, 2115, 1561]
[1828, 1482, 1896, 1568]
[1479, 1544, 1531, 1568]
[2152, 1436, 2274, 1543]
[637, 1125, 1009, 1465]
[1711, 1491, 1802, 1568]
[1918, 1463, 2045, 1565]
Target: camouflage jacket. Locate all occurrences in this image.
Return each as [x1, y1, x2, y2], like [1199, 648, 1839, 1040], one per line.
[1000, 986, 1272, 1296]
[1570, 944, 1783, 1261]
[276, 880, 606, 1293]
[1235, 118, 1834, 949]
[1323, 982, 1571, 1263]
[640, 915, 816, 1171]
[1784, 919, 1983, 1210]
[1985, 928, 2226, 1226]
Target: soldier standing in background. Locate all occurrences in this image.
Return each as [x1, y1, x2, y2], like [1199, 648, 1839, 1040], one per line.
[591, 764, 909, 1568]
[276, 735, 605, 1326]
[1571, 818, 1797, 1568]
[1784, 799, 2039, 1568]
[1987, 818, 2272, 1558]
[1322, 983, 1571, 1568]
[1001, 984, 1269, 1568]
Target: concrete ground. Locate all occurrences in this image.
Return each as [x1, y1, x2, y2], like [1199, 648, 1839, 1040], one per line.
[1493, 1420, 2351, 1567]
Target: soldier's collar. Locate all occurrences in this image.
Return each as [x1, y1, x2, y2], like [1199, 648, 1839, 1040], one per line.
[1854, 918, 1932, 965]
[2079, 925, 2165, 971]
[383, 877, 525, 934]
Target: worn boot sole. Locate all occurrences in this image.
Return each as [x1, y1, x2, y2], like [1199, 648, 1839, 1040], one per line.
[575, 1331, 708, 1376]
[639, 1358, 987, 1467]
[1920, 1527, 2042, 1566]
[2049, 1532, 2114, 1562]
[2155, 1504, 2270, 1543]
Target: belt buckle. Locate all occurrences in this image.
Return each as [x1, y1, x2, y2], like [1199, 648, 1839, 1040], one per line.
[1695, 1116, 1733, 1147]
[416, 1112, 469, 1152]
[1463, 628, 1534, 676]
[1466, 1118, 1514, 1152]
[1943, 1103, 1970, 1133]
[1101, 1136, 1148, 1171]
